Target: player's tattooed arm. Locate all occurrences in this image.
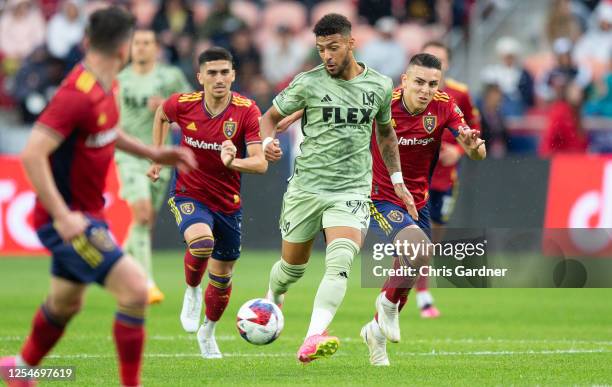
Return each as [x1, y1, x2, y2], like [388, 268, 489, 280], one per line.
[375, 121, 401, 174]
[375, 120, 419, 220]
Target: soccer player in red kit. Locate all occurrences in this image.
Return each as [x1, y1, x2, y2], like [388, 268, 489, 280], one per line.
[148, 47, 266, 359]
[0, 7, 196, 387]
[360, 53, 486, 366]
[410, 41, 483, 318]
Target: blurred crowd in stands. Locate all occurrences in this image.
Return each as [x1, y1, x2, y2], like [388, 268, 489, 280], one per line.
[0, 0, 611, 158]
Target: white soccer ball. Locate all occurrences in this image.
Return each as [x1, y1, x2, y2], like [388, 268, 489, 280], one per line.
[236, 298, 284, 345]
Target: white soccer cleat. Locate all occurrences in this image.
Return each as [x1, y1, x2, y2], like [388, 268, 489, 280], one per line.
[180, 286, 202, 333]
[360, 320, 390, 366]
[375, 292, 401, 343]
[197, 322, 222, 359]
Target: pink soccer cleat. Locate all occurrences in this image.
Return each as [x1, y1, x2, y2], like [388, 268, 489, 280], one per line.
[0, 357, 37, 387]
[420, 305, 441, 318]
[297, 334, 339, 363]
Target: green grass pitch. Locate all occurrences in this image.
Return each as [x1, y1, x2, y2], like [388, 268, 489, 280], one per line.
[1, 251, 612, 386]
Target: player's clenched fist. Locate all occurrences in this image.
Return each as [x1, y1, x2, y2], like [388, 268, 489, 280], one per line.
[147, 163, 162, 182]
[221, 140, 238, 167]
[393, 183, 419, 221]
[263, 138, 282, 162]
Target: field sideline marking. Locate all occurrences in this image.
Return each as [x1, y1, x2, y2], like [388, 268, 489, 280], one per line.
[3, 335, 612, 346]
[36, 348, 612, 360]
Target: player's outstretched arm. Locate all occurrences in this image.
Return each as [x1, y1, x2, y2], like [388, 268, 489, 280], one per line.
[456, 127, 487, 160]
[21, 125, 89, 241]
[375, 120, 419, 220]
[220, 141, 268, 174]
[115, 128, 197, 173]
[260, 106, 285, 162]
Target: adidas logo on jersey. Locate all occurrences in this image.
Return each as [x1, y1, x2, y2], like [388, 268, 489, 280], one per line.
[320, 94, 332, 103]
[184, 136, 221, 151]
[398, 136, 435, 146]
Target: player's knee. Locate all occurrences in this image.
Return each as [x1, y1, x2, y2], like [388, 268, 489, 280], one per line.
[46, 297, 82, 323]
[116, 273, 148, 308]
[208, 270, 232, 290]
[325, 238, 360, 278]
[188, 235, 214, 259]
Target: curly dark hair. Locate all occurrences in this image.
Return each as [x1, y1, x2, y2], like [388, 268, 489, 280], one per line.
[313, 13, 351, 37]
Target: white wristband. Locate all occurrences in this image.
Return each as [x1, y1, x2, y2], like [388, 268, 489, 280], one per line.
[390, 172, 403, 185]
[262, 137, 274, 151]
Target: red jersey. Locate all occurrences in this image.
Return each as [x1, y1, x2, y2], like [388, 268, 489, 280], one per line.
[163, 91, 261, 214]
[371, 88, 467, 210]
[430, 78, 480, 191]
[538, 100, 587, 157]
[33, 64, 120, 227]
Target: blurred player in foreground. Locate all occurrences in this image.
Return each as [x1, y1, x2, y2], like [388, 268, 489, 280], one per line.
[117, 28, 191, 304]
[261, 13, 416, 363]
[361, 53, 486, 366]
[148, 47, 266, 358]
[404, 41, 482, 317]
[0, 7, 196, 387]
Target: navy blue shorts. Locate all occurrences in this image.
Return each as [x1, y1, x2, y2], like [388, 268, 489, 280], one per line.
[428, 188, 456, 225]
[369, 200, 431, 243]
[168, 196, 242, 261]
[36, 217, 124, 285]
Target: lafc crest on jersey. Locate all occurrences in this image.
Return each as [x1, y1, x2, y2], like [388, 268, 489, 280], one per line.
[223, 120, 237, 139]
[180, 202, 194, 215]
[423, 114, 437, 133]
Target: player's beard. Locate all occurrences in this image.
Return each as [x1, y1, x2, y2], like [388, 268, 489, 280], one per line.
[328, 52, 351, 78]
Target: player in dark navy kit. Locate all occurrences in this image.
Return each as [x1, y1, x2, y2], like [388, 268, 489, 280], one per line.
[0, 8, 196, 387]
[148, 47, 266, 359]
[360, 53, 486, 366]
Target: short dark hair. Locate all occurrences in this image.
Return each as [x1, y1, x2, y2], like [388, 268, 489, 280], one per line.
[422, 40, 451, 60]
[313, 13, 351, 37]
[133, 27, 160, 44]
[198, 47, 234, 67]
[408, 53, 442, 70]
[86, 6, 135, 54]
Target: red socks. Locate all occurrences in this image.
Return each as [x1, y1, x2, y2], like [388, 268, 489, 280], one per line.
[416, 273, 428, 292]
[20, 305, 65, 366]
[113, 312, 145, 387]
[204, 272, 232, 322]
[184, 249, 208, 287]
[184, 236, 214, 287]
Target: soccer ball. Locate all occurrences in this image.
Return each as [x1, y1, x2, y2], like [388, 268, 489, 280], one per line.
[236, 298, 284, 345]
